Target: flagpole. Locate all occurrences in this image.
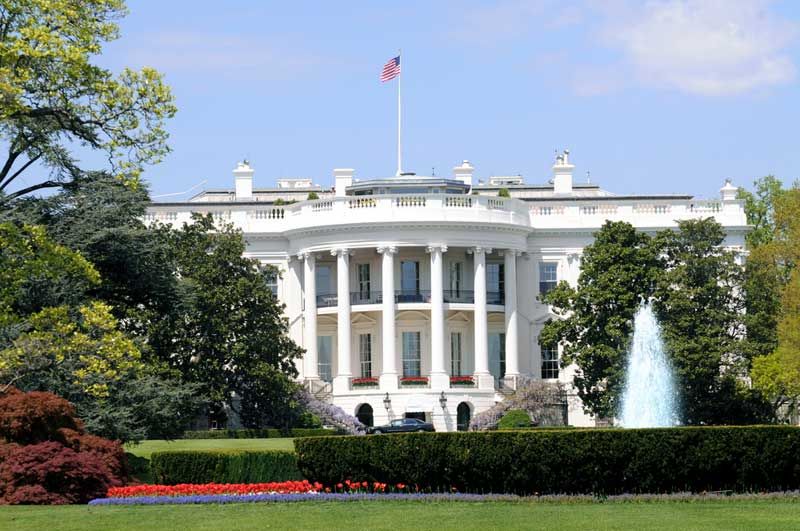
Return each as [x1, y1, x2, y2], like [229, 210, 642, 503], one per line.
[396, 50, 402, 177]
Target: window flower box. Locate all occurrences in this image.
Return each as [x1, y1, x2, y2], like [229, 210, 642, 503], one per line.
[450, 375, 475, 386]
[400, 376, 429, 387]
[351, 377, 379, 388]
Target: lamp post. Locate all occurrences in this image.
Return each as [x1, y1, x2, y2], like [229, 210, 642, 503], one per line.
[383, 393, 391, 410]
[439, 391, 447, 409]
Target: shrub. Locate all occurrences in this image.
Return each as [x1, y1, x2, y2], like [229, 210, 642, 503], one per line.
[498, 188, 510, 198]
[182, 428, 337, 440]
[307, 192, 319, 200]
[150, 450, 302, 484]
[497, 410, 532, 429]
[295, 426, 800, 495]
[0, 388, 127, 504]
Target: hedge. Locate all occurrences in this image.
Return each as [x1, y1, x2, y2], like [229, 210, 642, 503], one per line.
[182, 428, 338, 439]
[150, 450, 302, 484]
[497, 409, 532, 429]
[294, 426, 800, 495]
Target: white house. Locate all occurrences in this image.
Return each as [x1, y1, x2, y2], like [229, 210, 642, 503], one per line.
[145, 151, 747, 431]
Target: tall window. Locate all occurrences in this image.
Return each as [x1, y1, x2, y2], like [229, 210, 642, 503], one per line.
[450, 332, 463, 376]
[357, 264, 371, 299]
[359, 333, 372, 378]
[265, 269, 278, 297]
[400, 261, 419, 292]
[541, 344, 559, 379]
[539, 262, 557, 296]
[449, 262, 463, 296]
[316, 265, 333, 295]
[489, 332, 506, 381]
[317, 336, 333, 382]
[402, 331, 421, 377]
[487, 263, 504, 293]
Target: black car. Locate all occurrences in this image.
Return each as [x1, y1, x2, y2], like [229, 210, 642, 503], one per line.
[367, 418, 435, 434]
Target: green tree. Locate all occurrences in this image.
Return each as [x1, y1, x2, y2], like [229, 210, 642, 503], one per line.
[152, 214, 304, 426]
[498, 188, 510, 198]
[541, 221, 658, 418]
[737, 175, 784, 248]
[653, 218, 769, 424]
[0, 0, 175, 201]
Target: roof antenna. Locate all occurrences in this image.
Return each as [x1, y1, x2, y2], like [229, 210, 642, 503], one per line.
[586, 170, 591, 184]
[431, 167, 436, 176]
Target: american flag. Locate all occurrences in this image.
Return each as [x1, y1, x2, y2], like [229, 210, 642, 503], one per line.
[380, 56, 401, 82]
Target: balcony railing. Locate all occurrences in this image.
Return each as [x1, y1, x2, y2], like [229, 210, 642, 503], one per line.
[316, 293, 338, 307]
[351, 291, 383, 305]
[395, 290, 431, 303]
[443, 290, 475, 303]
[487, 291, 505, 305]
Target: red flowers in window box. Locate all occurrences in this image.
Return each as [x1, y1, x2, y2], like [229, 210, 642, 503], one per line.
[351, 377, 379, 388]
[400, 376, 429, 386]
[450, 375, 475, 386]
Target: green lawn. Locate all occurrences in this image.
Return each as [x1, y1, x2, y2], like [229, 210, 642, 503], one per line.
[125, 438, 295, 459]
[1, 499, 797, 530]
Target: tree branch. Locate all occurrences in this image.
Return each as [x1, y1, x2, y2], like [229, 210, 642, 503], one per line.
[0, 153, 41, 191]
[1, 180, 62, 202]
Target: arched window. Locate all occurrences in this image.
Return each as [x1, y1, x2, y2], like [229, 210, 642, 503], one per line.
[356, 404, 374, 427]
[456, 402, 471, 432]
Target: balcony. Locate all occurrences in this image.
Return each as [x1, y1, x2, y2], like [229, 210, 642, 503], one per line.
[350, 291, 383, 305]
[443, 290, 474, 303]
[395, 290, 431, 303]
[487, 291, 505, 305]
[316, 293, 338, 307]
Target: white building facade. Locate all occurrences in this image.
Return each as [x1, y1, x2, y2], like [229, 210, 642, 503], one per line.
[146, 152, 747, 431]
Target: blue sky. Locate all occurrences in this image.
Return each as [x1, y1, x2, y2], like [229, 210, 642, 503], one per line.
[98, 0, 800, 199]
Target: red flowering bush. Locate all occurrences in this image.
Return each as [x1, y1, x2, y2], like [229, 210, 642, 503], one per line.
[108, 480, 322, 498]
[0, 388, 127, 504]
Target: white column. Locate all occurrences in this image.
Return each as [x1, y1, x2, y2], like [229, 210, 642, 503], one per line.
[301, 251, 319, 380]
[378, 246, 398, 390]
[333, 248, 351, 393]
[472, 247, 493, 389]
[428, 245, 448, 389]
[504, 250, 520, 381]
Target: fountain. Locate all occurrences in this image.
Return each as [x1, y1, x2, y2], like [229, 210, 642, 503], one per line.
[619, 303, 680, 428]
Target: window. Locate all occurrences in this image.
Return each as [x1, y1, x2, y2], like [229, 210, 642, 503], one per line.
[541, 344, 559, 379]
[449, 262, 463, 295]
[400, 261, 419, 292]
[489, 333, 506, 381]
[359, 334, 372, 378]
[317, 336, 333, 382]
[450, 332, 463, 376]
[487, 263, 504, 294]
[402, 331, 421, 377]
[456, 402, 471, 432]
[316, 265, 333, 295]
[358, 264, 371, 299]
[539, 262, 557, 296]
[265, 269, 278, 297]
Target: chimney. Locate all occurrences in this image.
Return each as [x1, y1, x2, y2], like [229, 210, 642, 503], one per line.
[453, 160, 474, 187]
[720, 179, 738, 202]
[552, 149, 574, 194]
[334, 168, 354, 197]
[233, 160, 254, 200]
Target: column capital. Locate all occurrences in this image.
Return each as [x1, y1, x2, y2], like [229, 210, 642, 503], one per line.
[376, 245, 398, 255]
[297, 250, 315, 261]
[468, 246, 493, 255]
[330, 248, 351, 257]
[425, 244, 448, 254]
[504, 249, 523, 257]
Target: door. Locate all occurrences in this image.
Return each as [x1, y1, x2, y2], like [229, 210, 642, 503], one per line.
[317, 335, 333, 382]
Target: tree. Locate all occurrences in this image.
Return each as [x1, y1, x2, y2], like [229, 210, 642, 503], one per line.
[540, 221, 658, 418]
[0, 302, 199, 442]
[737, 175, 784, 248]
[0, 0, 175, 201]
[151, 215, 304, 426]
[307, 191, 319, 200]
[653, 218, 769, 424]
[498, 188, 510, 198]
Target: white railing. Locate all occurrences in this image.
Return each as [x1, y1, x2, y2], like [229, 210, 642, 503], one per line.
[395, 196, 426, 207]
[633, 204, 671, 214]
[250, 208, 284, 219]
[530, 206, 565, 216]
[445, 196, 472, 208]
[689, 201, 722, 213]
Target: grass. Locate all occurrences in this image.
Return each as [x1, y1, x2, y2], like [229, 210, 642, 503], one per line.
[125, 438, 295, 459]
[1, 499, 798, 530]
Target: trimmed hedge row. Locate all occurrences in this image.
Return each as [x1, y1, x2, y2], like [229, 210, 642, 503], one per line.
[294, 426, 800, 495]
[150, 450, 302, 484]
[182, 428, 338, 439]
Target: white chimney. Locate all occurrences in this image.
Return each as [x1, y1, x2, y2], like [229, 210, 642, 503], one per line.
[334, 168, 354, 197]
[720, 179, 738, 202]
[453, 160, 474, 187]
[234, 160, 254, 200]
[552, 149, 574, 194]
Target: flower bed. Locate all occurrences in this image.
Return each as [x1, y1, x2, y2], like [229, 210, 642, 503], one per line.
[108, 481, 320, 498]
[399, 376, 428, 386]
[351, 377, 379, 388]
[450, 376, 474, 386]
